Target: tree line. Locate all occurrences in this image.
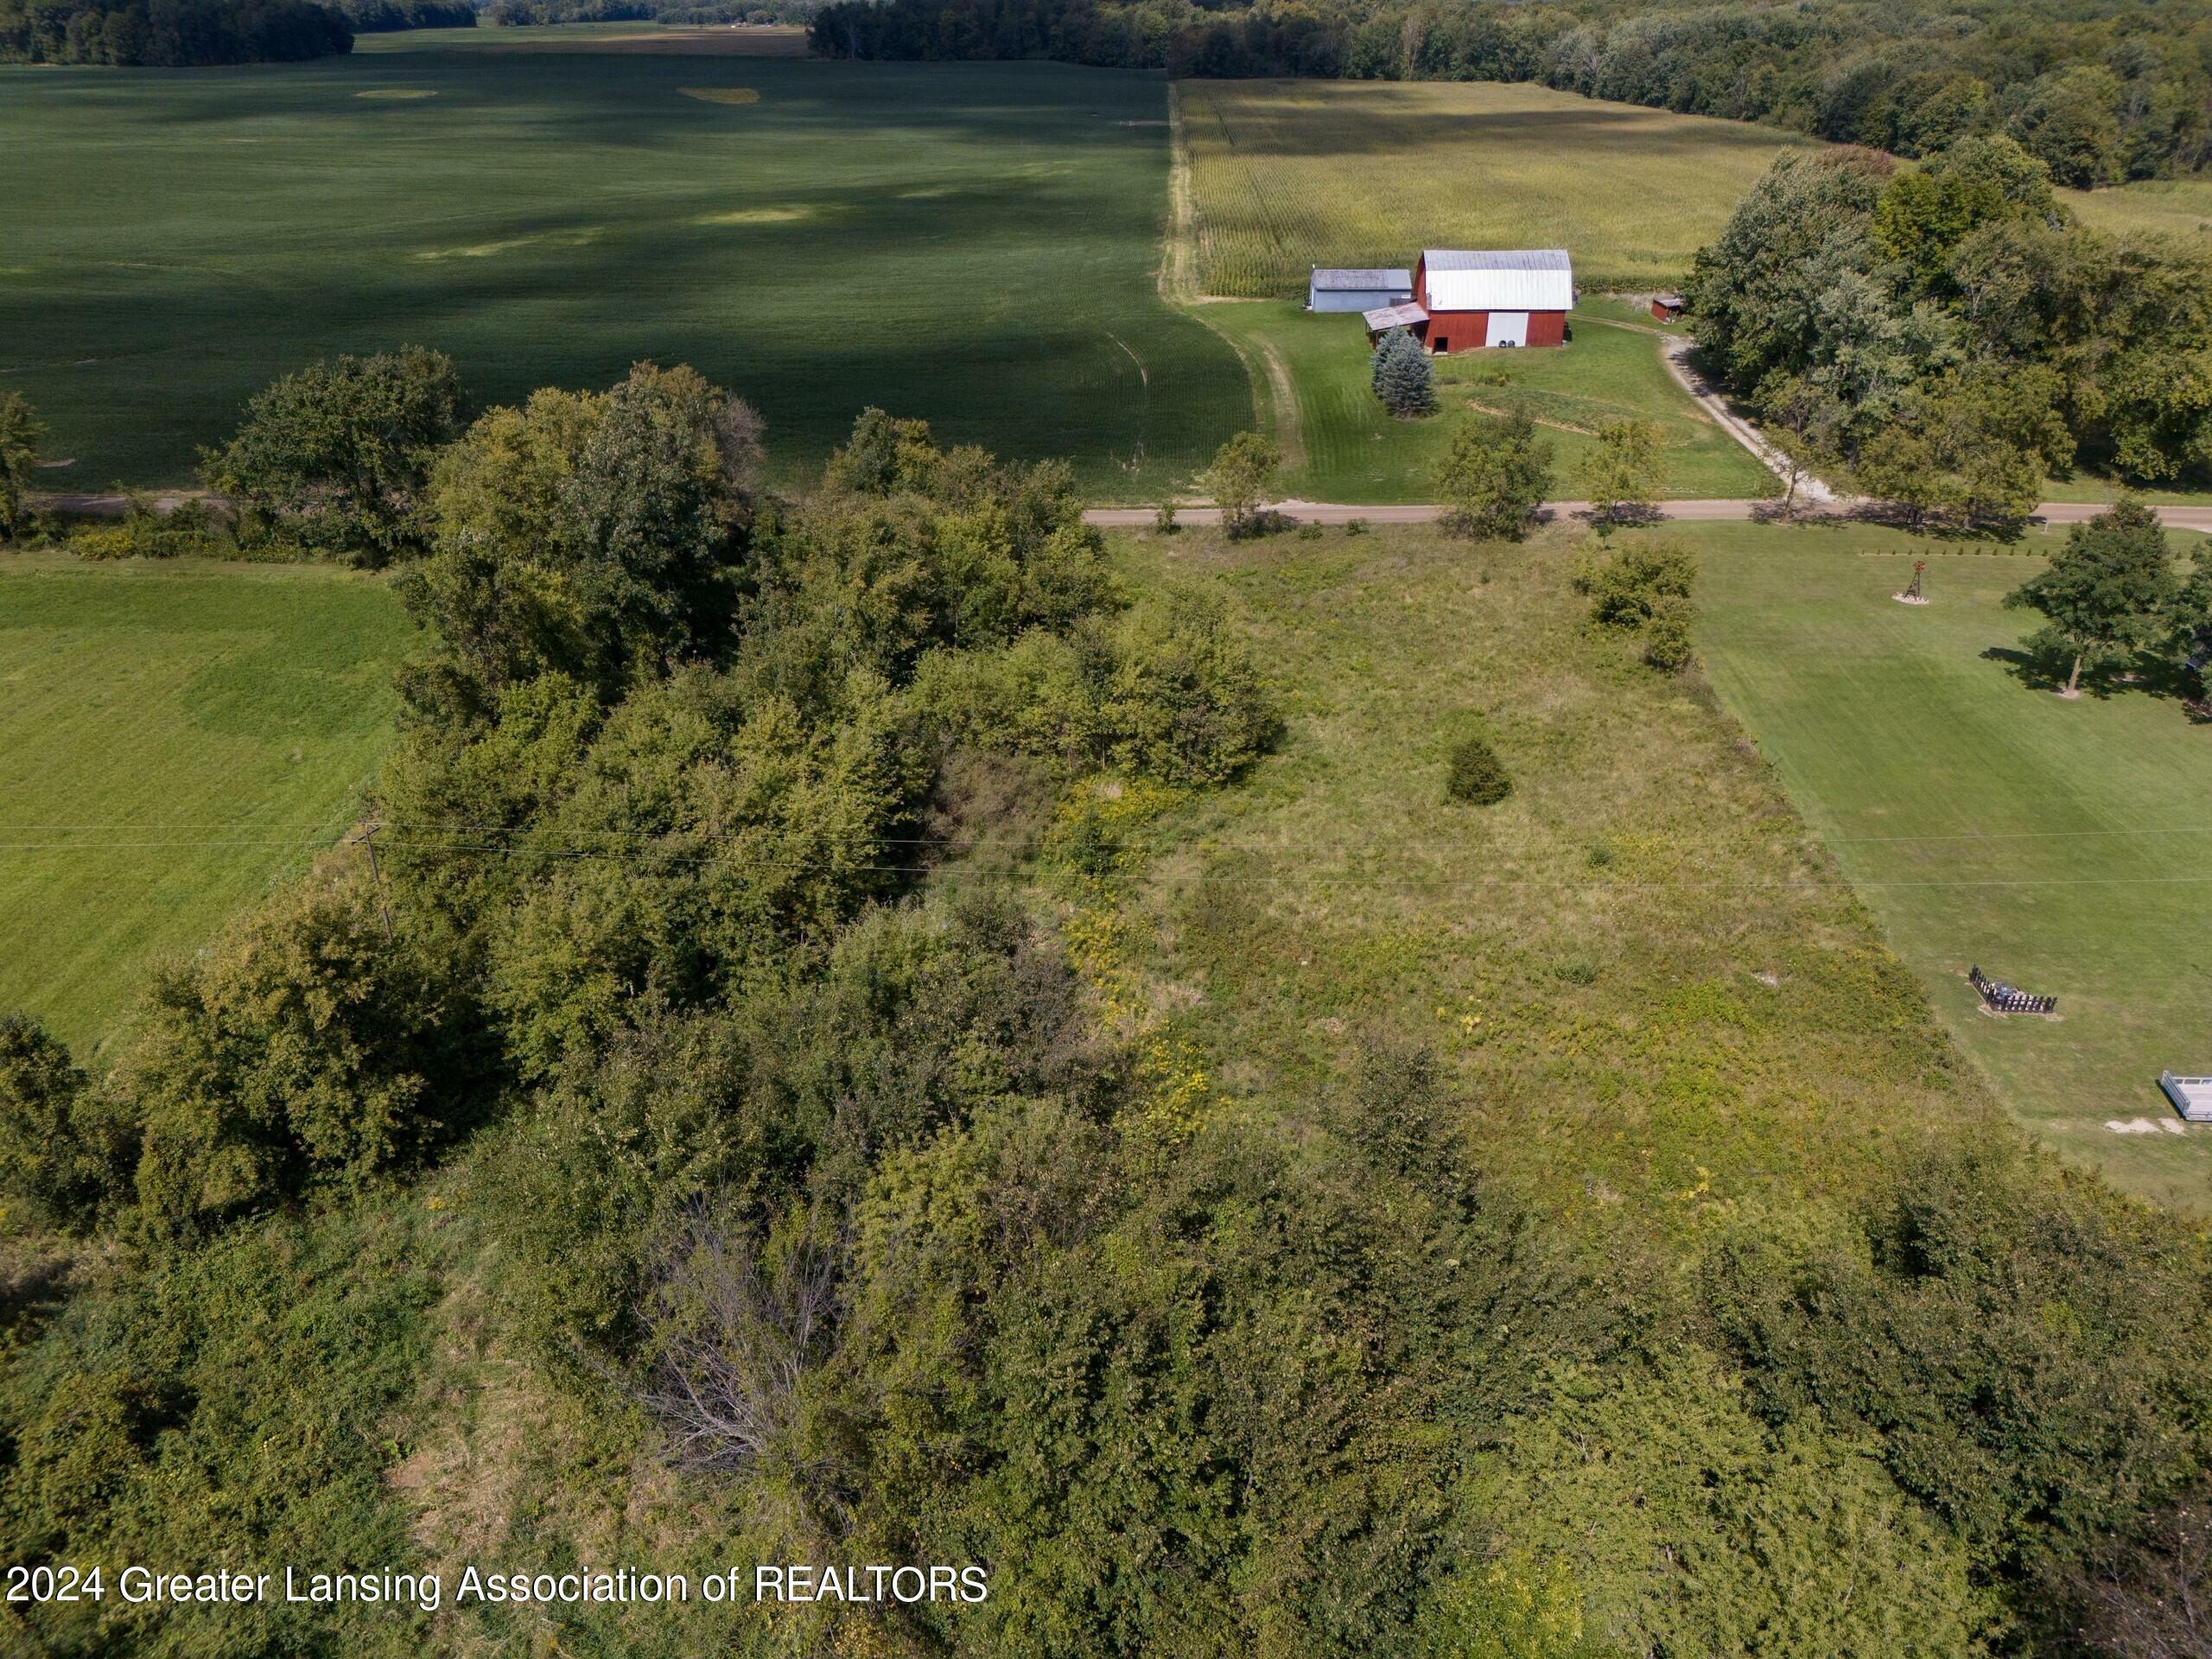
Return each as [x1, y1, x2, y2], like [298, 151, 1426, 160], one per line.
[334, 0, 471, 33]
[1688, 135, 2212, 516]
[484, 0, 818, 29]
[0, 0, 353, 62]
[810, 0, 2212, 187]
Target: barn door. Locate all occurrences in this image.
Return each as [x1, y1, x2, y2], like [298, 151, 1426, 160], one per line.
[1489, 311, 1529, 347]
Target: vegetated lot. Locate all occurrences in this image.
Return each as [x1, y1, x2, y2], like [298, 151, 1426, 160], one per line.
[1179, 79, 1812, 299]
[1201, 297, 1777, 502]
[1691, 522, 2212, 1210]
[0, 41, 1246, 498]
[1108, 519, 1993, 1245]
[0, 555, 409, 1053]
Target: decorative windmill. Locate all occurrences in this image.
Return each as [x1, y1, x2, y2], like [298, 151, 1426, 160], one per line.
[1894, 559, 1929, 606]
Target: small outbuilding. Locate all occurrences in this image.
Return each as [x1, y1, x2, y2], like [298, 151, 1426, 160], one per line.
[1651, 292, 1686, 321]
[1414, 249, 1573, 353]
[2161, 1071, 2212, 1122]
[1309, 267, 1415, 313]
[1361, 301, 1429, 340]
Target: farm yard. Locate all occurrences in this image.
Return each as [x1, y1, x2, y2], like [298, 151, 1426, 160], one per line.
[1691, 523, 2212, 1209]
[0, 39, 1247, 499]
[1177, 79, 1812, 300]
[0, 555, 411, 1055]
[1197, 296, 1777, 503]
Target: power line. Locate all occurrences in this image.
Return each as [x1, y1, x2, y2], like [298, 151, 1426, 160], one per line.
[6, 832, 2212, 896]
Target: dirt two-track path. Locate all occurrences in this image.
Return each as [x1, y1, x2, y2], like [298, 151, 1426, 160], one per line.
[1157, 86, 1308, 480]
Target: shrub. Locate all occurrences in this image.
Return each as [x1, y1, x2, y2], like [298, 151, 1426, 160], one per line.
[913, 594, 1278, 787]
[1154, 499, 1179, 536]
[120, 862, 477, 1236]
[1101, 594, 1278, 785]
[1446, 731, 1511, 804]
[69, 496, 231, 562]
[1643, 592, 1697, 671]
[0, 1017, 135, 1233]
[1580, 538, 1695, 630]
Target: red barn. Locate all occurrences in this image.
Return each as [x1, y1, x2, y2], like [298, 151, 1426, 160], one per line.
[1413, 249, 1573, 353]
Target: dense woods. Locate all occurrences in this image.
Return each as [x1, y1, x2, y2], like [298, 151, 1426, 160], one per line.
[1688, 137, 2212, 512]
[483, 0, 816, 27]
[2, 351, 2211, 1656]
[0, 0, 351, 62]
[334, 0, 470, 32]
[811, 0, 2212, 186]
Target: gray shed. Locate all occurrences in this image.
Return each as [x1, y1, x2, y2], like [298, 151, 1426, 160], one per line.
[1309, 267, 1414, 313]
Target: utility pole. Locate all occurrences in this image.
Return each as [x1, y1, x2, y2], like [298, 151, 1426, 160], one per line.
[359, 822, 395, 943]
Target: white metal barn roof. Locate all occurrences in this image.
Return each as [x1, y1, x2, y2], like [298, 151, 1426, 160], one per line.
[1421, 249, 1574, 312]
[1313, 267, 1414, 290]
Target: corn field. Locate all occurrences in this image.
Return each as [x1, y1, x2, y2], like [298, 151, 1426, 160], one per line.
[1180, 79, 1812, 299]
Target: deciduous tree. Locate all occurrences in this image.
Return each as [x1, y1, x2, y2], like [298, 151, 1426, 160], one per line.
[201, 346, 464, 566]
[1436, 409, 1552, 540]
[0, 391, 45, 543]
[1205, 430, 1281, 539]
[2005, 496, 2177, 696]
[1581, 418, 1662, 529]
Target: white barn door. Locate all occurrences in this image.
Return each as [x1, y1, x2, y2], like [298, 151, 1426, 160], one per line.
[1488, 311, 1530, 347]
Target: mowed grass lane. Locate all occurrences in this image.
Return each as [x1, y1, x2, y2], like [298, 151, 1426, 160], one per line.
[1692, 524, 2212, 1210]
[0, 557, 410, 1054]
[1179, 79, 1812, 299]
[1201, 297, 1777, 502]
[0, 49, 1248, 499]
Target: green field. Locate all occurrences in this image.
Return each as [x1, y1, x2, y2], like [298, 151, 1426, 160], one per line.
[1197, 297, 1777, 502]
[0, 556, 410, 1053]
[1691, 523, 2212, 1209]
[2067, 176, 2212, 243]
[1179, 79, 1812, 299]
[0, 43, 1248, 499]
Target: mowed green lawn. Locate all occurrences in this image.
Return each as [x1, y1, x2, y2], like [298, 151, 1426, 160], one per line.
[0, 45, 1248, 499]
[1691, 523, 2212, 1209]
[0, 556, 411, 1054]
[1200, 300, 1777, 502]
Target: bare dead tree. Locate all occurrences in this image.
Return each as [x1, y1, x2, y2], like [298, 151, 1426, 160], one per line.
[637, 1202, 840, 1482]
[2069, 1491, 2212, 1659]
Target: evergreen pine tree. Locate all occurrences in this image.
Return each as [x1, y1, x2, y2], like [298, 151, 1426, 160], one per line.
[1446, 732, 1511, 804]
[1371, 328, 1438, 419]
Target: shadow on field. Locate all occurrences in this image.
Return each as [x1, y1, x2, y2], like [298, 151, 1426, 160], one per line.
[6, 59, 1253, 489]
[1982, 642, 2209, 710]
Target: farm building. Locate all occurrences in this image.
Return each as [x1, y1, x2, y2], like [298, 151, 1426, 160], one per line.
[1651, 292, 1685, 321]
[2161, 1072, 2212, 1122]
[1309, 267, 1414, 312]
[1360, 301, 1428, 340]
[1414, 249, 1573, 352]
